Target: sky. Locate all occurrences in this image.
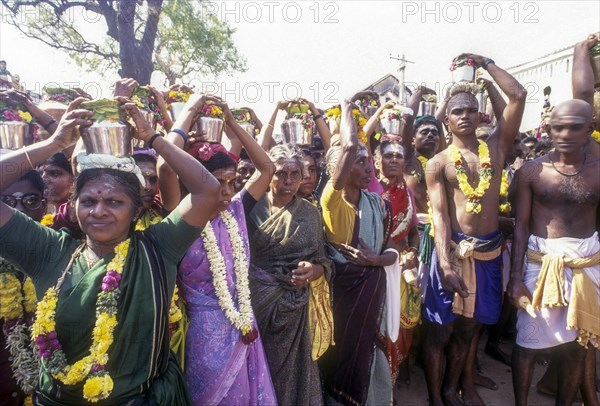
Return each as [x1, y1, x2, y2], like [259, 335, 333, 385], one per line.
[0, 0, 598, 127]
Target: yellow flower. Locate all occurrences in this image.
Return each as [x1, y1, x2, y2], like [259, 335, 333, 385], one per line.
[592, 130, 600, 144]
[83, 375, 114, 402]
[448, 141, 492, 214]
[41, 214, 54, 227]
[18, 111, 33, 123]
[23, 277, 37, 314]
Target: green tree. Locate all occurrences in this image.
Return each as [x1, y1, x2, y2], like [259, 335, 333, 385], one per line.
[1, 0, 246, 85]
[155, 0, 247, 86]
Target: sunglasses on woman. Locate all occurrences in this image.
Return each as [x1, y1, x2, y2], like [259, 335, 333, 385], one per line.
[1, 193, 46, 210]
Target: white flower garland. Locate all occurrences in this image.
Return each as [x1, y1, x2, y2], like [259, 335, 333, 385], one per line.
[390, 195, 414, 240]
[202, 210, 253, 335]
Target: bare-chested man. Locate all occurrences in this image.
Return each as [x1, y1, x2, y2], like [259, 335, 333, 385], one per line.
[508, 100, 600, 406]
[423, 53, 526, 406]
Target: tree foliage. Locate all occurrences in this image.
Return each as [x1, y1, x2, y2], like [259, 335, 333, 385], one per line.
[1, 0, 246, 85]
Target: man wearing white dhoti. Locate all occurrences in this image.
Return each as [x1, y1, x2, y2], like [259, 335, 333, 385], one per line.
[509, 100, 600, 406]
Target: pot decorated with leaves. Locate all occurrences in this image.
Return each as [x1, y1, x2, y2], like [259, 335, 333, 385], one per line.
[232, 108, 257, 137]
[450, 56, 476, 82]
[379, 106, 414, 136]
[166, 90, 191, 121]
[191, 101, 224, 143]
[0, 103, 35, 149]
[80, 99, 132, 157]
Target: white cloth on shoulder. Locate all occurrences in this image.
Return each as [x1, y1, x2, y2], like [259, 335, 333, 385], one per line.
[516, 232, 600, 349]
[383, 248, 401, 342]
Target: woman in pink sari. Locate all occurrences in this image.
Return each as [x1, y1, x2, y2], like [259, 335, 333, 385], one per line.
[158, 97, 277, 405]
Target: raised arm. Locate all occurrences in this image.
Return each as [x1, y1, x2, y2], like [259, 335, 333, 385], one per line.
[156, 95, 220, 212]
[363, 100, 395, 142]
[460, 54, 527, 154]
[258, 101, 288, 151]
[507, 162, 536, 307]
[222, 103, 274, 201]
[124, 98, 220, 228]
[148, 85, 174, 132]
[478, 78, 507, 124]
[0, 99, 91, 227]
[572, 33, 598, 105]
[426, 154, 468, 298]
[331, 100, 359, 190]
[5, 90, 62, 135]
[300, 98, 331, 151]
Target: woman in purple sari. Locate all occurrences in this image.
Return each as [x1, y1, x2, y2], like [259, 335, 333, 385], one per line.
[158, 98, 277, 405]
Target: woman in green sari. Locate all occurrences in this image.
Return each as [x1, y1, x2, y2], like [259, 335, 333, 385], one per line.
[0, 95, 221, 405]
[246, 144, 333, 406]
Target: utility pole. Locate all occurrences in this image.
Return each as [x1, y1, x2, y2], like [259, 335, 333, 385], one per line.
[390, 53, 414, 105]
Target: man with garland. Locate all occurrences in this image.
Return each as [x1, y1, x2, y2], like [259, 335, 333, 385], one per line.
[508, 100, 600, 406]
[423, 53, 526, 406]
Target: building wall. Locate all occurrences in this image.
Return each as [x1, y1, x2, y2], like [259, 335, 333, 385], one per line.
[507, 47, 574, 133]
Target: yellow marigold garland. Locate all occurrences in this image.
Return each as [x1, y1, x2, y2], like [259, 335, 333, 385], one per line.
[448, 140, 493, 214]
[499, 169, 511, 214]
[33, 239, 130, 402]
[592, 130, 600, 144]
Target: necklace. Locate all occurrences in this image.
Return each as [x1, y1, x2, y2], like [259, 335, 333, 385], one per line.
[549, 151, 586, 177]
[448, 140, 493, 214]
[202, 210, 255, 340]
[32, 239, 130, 402]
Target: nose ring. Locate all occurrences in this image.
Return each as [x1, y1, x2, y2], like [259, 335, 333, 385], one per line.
[89, 209, 94, 215]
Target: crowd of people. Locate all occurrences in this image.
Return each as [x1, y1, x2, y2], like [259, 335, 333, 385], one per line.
[0, 33, 599, 406]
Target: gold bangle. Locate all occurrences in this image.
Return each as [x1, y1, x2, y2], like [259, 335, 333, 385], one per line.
[267, 123, 274, 129]
[24, 150, 35, 169]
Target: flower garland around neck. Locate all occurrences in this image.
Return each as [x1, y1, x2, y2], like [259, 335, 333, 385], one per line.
[499, 169, 511, 215]
[134, 213, 182, 326]
[32, 239, 130, 402]
[592, 130, 600, 144]
[0, 259, 39, 400]
[411, 155, 429, 183]
[448, 140, 493, 215]
[202, 210, 256, 343]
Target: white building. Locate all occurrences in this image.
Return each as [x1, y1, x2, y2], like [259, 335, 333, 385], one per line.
[507, 45, 574, 132]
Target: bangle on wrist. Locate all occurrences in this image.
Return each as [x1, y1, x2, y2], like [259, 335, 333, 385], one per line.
[43, 118, 56, 130]
[313, 114, 323, 121]
[267, 123, 274, 129]
[24, 150, 35, 169]
[147, 133, 162, 149]
[482, 59, 495, 70]
[170, 128, 188, 143]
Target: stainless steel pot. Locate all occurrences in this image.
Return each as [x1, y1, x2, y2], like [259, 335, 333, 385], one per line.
[419, 101, 437, 116]
[238, 121, 255, 137]
[81, 120, 133, 157]
[0, 121, 31, 150]
[191, 116, 224, 143]
[170, 102, 187, 121]
[452, 65, 475, 82]
[281, 118, 313, 146]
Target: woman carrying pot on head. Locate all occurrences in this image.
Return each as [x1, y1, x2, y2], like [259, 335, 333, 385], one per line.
[319, 101, 403, 406]
[157, 97, 277, 405]
[246, 142, 333, 406]
[0, 96, 221, 405]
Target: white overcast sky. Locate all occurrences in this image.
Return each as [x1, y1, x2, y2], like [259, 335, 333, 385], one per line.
[0, 0, 598, 122]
